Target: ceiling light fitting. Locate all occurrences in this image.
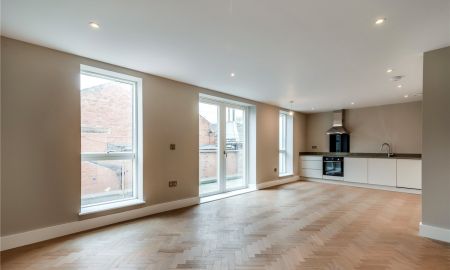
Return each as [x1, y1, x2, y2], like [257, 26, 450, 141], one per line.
[289, 100, 294, 116]
[89, 22, 100, 29]
[375, 18, 386, 25]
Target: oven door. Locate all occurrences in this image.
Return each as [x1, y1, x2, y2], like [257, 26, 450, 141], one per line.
[323, 157, 344, 177]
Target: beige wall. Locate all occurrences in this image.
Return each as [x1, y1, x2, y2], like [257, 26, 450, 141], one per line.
[422, 46, 450, 230]
[1, 37, 306, 236]
[305, 101, 422, 154]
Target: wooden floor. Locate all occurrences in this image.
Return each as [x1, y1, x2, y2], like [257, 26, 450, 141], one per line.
[2, 181, 450, 270]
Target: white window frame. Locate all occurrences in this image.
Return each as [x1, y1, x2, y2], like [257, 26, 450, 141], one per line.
[279, 111, 293, 176]
[79, 65, 143, 215]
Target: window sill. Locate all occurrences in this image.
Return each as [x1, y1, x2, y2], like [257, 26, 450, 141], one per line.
[279, 173, 294, 177]
[79, 199, 145, 216]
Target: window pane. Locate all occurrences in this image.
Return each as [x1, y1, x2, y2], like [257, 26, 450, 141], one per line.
[225, 107, 246, 190]
[279, 113, 286, 150]
[81, 73, 133, 153]
[199, 102, 220, 195]
[279, 152, 286, 174]
[81, 159, 134, 206]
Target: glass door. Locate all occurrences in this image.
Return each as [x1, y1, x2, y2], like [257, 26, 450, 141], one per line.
[224, 106, 247, 191]
[199, 102, 220, 196]
[199, 99, 248, 196]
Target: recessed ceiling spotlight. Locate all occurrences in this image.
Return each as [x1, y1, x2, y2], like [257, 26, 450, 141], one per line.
[386, 69, 393, 73]
[89, 22, 100, 29]
[351, 102, 355, 105]
[375, 18, 386, 25]
[311, 107, 315, 111]
[404, 94, 409, 98]
[230, 73, 235, 77]
[391, 75, 404, 82]
[397, 84, 402, 88]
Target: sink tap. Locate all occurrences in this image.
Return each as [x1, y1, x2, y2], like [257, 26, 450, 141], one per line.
[380, 143, 394, 157]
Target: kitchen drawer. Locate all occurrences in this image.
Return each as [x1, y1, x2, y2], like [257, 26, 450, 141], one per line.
[301, 168, 322, 178]
[300, 155, 322, 161]
[301, 160, 322, 170]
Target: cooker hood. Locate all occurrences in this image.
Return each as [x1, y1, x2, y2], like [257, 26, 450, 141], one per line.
[326, 110, 349, 134]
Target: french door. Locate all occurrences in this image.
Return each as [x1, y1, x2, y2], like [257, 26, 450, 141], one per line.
[199, 98, 248, 196]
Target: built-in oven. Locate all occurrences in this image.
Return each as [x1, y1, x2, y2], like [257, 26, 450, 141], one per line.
[323, 156, 344, 178]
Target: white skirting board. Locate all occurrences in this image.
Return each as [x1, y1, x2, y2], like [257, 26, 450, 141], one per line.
[419, 222, 450, 243]
[0, 197, 200, 251]
[304, 177, 421, 194]
[256, 176, 300, 189]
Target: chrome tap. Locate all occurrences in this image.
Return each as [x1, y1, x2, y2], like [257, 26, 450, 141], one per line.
[380, 143, 394, 157]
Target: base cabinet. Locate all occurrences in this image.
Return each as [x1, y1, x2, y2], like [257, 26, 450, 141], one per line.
[344, 158, 368, 183]
[300, 155, 421, 190]
[300, 155, 322, 179]
[368, 158, 397, 187]
[397, 159, 422, 189]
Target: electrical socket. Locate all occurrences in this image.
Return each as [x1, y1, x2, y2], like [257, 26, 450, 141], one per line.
[168, 180, 178, 187]
[274, 168, 277, 172]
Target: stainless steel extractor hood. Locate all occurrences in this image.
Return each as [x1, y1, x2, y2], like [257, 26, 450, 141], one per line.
[326, 110, 349, 134]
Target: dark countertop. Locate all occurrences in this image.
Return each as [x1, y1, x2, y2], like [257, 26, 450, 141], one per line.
[299, 152, 421, 160]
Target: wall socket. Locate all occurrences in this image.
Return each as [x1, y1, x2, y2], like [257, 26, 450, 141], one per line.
[274, 168, 277, 172]
[312, 145, 318, 149]
[168, 180, 178, 187]
[170, 144, 176, 150]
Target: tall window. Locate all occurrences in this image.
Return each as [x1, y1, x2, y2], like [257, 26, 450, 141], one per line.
[279, 111, 293, 176]
[80, 65, 142, 213]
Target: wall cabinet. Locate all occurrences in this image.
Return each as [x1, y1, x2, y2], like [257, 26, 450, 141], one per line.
[300, 155, 322, 179]
[397, 159, 422, 189]
[344, 157, 368, 183]
[368, 158, 397, 187]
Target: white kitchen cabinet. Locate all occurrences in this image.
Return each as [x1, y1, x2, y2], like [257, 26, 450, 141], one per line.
[397, 159, 422, 189]
[344, 157, 368, 183]
[300, 155, 322, 161]
[300, 155, 322, 179]
[301, 168, 323, 178]
[368, 158, 397, 187]
[301, 160, 322, 170]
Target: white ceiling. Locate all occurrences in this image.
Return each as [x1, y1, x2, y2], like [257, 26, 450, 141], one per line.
[2, 0, 450, 112]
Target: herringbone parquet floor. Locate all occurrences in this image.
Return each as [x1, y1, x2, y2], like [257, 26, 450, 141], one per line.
[1, 181, 450, 269]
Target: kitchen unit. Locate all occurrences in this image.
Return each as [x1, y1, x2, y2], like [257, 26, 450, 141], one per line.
[367, 158, 397, 186]
[344, 157, 368, 183]
[397, 159, 422, 189]
[299, 153, 422, 190]
[300, 155, 322, 178]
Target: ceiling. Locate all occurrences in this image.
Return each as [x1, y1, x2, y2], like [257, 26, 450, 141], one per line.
[2, 0, 450, 112]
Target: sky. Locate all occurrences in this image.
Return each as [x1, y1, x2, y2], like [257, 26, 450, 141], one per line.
[199, 103, 218, 123]
[80, 74, 112, 89]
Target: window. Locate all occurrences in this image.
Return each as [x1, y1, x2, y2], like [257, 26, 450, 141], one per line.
[279, 111, 293, 176]
[80, 65, 143, 214]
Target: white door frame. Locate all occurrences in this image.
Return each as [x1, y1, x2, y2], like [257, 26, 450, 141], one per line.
[199, 97, 249, 197]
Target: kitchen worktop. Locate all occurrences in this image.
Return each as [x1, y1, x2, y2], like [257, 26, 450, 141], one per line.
[299, 152, 421, 160]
